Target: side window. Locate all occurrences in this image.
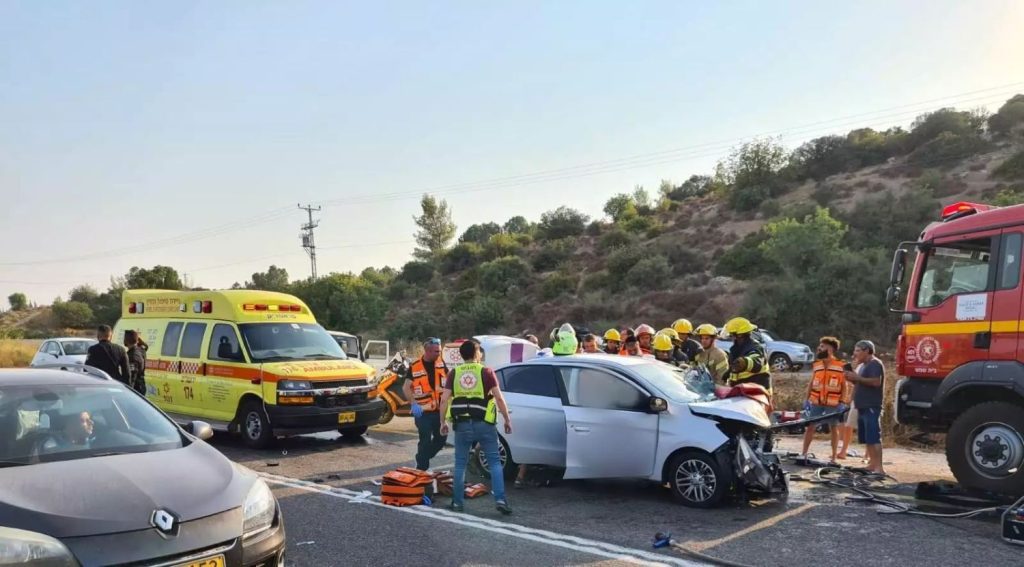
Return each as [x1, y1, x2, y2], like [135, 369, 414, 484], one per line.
[44, 342, 60, 355]
[559, 367, 647, 411]
[208, 324, 244, 362]
[180, 323, 207, 359]
[162, 322, 184, 356]
[502, 366, 560, 398]
[999, 233, 1022, 290]
[915, 238, 992, 308]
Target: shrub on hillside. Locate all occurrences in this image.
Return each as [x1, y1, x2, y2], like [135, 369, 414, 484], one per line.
[598, 228, 635, 252]
[7, 293, 27, 311]
[652, 240, 706, 275]
[843, 187, 937, 250]
[759, 199, 781, 218]
[459, 222, 501, 244]
[503, 215, 532, 235]
[400, 261, 435, 285]
[531, 238, 574, 272]
[388, 310, 444, 343]
[994, 150, 1024, 180]
[455, 267, 481, 291]
[760, 208, 847, 277]
[443, 242, 484, 273]
[537, 206, 589, 240]
[541, 272, 579, 300]
[621, 215, 657, 235]
[714, 231, 770, 279]
[729, 184, 772, 211]
[606, 247, 645, 280]
[989, 95, 1024, 136]
[790, 135, 858, 180]
[512, 232, 534, 246]
[581, 270, 613, 291]
[478, 256, 531, 295]
[484, 233, 522, 260]
[907, 131, 988, 168]
[626, 255, 672, 289]
[664, 175, 715, 201]
[586, 220, 604, 236]
[908, 108, 986, 150]
[386, 280, 411, 301]
[52, 301, 94, 328]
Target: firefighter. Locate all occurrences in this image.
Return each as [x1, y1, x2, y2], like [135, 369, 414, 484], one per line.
[635, 324, 656, 355]
[723, 317, 772, 391]
[658, 328, 688, 365]
[652, 333, 677, 365]
[603, 329, 622, 354]
[693, 324, 729, 383]
[402, 337, 449, 471]
[671, 318, 704, 362]
[801, 337, 852, 462]
[621, 334, 643, 356]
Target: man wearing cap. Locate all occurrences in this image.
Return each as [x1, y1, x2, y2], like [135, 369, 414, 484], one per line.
[402, 337, 449, 471]
[844, 340, 886, 475]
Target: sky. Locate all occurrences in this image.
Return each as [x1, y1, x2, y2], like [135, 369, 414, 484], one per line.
[1, 0, 1023, 305]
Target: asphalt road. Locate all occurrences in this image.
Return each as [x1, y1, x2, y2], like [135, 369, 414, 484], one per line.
[209, 420, 1024, 567]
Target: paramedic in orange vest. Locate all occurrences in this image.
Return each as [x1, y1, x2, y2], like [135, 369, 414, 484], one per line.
[402, 337, 449, 470]
[800, 336, 853, 462]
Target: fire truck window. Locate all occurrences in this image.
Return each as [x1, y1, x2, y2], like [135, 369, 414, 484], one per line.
[915, 238, 992, 308]
[999, 233, 1022, 290]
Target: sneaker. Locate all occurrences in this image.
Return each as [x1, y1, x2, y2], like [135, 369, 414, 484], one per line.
[495, 501, 513, 515]
[447, 502, 464, 512]
[514, 479, 526, 489]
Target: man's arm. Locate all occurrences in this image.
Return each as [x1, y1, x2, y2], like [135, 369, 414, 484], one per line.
[847, 361, 883, 387]
[84, 346, 98, 368]
[119, 347, 131, 382]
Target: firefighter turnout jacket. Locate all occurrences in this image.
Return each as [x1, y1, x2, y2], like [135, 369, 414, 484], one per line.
[727, 339, 772, 391]
[409, 356, 447, 412]
[808, 356, 852, 407]
[695, 346, 730, 383]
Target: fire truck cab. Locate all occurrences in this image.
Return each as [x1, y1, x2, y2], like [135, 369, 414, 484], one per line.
[888, 201, 1024, 494]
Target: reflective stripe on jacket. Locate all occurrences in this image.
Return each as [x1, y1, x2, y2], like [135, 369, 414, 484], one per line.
[410, 357, 447, 412]
[727, 339, 772, 391]
[809, 357, 850, 407]
[695, 347, 729, 383]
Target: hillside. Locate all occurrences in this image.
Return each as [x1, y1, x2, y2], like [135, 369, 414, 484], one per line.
[8, 95, 1024, 350]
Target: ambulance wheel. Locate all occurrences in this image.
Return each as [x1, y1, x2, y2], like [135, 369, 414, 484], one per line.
[947, 401, 1024, 494]
[239, 400, 274, 449]
[378, 404, 394, 425]
[667, 450, 731, 508]
[338, 426, 369, 438]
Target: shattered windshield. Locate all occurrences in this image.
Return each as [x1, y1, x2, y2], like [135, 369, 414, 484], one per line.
[630, 362, 717, 403]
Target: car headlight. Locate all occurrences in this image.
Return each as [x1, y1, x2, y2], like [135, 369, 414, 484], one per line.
[0, 527, 77, 566]
[278, 380, 312, 391]
[242, 479, 276, 539]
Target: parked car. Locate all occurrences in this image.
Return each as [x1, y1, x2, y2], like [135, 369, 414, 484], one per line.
[28, 337, 97, 367]
[714, 328, 814, 372]
[475, 355, 786, 507]
[0, 367, 286, 566]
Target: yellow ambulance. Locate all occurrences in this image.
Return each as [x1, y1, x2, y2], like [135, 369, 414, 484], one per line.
[113, 289, 385, 448]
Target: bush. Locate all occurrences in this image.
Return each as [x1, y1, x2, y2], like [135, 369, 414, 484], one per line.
[478, 257, 531, 295]
[400, 261, 436, 285]
[512, 232, 534, 246]
[652, 240, 706, 274]
[459, 222, 501, 244]
[995, 150, 1024, 180]
[907, 132, 988, 168]
[599, 228, 635, 252]
[455, 267, 481, 291]
[606, 247, 645, 279]
[441, 243, 483, 274]
[52, 301, 94, 328]
[386, 280, 412, 301]
[581, 270, 613, 291]
[586, 220, 604, 236]
[759, 199, 781, 218]
[621, 215, 657, 234]
[387, 310, 444, 343]
[7, 293, 27, 311]
[843, 187, 937, 250]
[790, 135, 857, 180]
[452, 296, 505, 335]
[664, 175, 714, 201]
[989, 95, 1024, 136]
[729, 184, 772, 211]
[531, 238, 575, 272]
[908, 108, 986, 149]
[483, 233, 522, 260]
[714, 231, 770, 279]
[503, 215, 531, 235]
[541, 272, 578, 301]
[538, 206, 589, 240]
[626, 255, 672, 289]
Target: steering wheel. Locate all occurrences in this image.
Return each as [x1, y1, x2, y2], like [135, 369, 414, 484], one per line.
[947, 286, 970, 296]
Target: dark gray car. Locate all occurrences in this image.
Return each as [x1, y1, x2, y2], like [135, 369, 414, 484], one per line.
[0, 369, 285, 566]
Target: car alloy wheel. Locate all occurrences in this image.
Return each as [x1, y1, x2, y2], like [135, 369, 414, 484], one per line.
[675, 458, 717, 503]
[769, 353, 792, 373]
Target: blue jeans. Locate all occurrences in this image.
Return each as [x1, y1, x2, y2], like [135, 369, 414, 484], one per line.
[452, 419, 506, 507]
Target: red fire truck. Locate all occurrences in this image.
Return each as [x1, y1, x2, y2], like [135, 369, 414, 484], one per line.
[888, 201, 1024, 494]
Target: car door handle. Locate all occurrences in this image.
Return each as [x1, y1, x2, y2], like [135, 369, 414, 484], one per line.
[571, 425, 591, 433]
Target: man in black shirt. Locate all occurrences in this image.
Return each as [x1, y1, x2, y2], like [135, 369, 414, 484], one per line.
[85, 325, 131, 386]
[124, 329, 148, 395]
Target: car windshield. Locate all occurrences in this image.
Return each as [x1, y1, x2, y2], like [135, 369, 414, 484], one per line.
[757, 330, 774, 342]
[60, 340, 94, 355]
[239, 323, 347, 362]
[0, 383, 184, 466]
[630, 362, 716, 403]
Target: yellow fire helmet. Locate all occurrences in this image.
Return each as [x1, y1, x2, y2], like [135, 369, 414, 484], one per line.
[694, 323, 719, 337]
[603, 328, 622, 342]
[724, 317, 757, 335]
[672, 319, 694, 335]
[659, 328, 680, 342]
[652, 333, 675, 352]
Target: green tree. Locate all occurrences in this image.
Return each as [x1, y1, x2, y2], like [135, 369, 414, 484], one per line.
[994, 150, 1024, 180]
[626, 255, 671, 289]
[478, 257, 531, 295]
[399, 261, 436, 285]
[908, 108, 986, 149]
[603, 194, 638, 222]
[290, 273, 387, 332]
[538, 206, 589, 240]
[459, 222, 502, 244]
[246, 265, 290, 291]
[7, 293, 27, 311]
[844, 187, 938, 250]
[483, 233, 522, 260]
[52, 301, 94, 328]
[125, 266, 183, 290]
[412, 193, 456, 260]
[442, 243, 484, 274]
[790, 135, 856, 180]
[720, 138, 789, 191]
[664, 175, 714, 200]
[68, 285, 99, 305]
[503, 215, 531, 235]
[988, 94, 1024, 136]
[760, 208, 846, 277]
[632, 186, 654, 215]
[360, 266, 396, 287]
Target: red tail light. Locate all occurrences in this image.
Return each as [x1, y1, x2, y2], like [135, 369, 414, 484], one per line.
[255, 304, 268, 311]
[201, 300, 212, 313]
[128, 303, 137, 314]
[289, 305, 301, 312]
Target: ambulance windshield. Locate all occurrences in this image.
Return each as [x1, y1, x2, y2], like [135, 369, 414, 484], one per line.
[239, 323, 348, 362]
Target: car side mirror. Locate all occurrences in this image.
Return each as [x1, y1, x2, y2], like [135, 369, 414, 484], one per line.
[648, 396, 668, 413]
[186, 420, 214, 441]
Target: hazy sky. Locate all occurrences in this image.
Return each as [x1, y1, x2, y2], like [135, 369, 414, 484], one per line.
[2, 1, 1022, 305]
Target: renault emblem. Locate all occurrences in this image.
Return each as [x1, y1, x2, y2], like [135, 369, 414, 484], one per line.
[151, 509, 179, 537]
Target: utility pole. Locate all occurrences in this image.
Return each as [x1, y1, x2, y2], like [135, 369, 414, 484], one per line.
[298, 204, 322, 280]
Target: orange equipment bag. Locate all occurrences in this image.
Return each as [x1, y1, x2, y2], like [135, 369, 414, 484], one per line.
[464, 483, 489, 499]
[380, 467, 436, 507]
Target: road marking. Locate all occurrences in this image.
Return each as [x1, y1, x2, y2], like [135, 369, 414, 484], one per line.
[259, 471, 704, 566]
[682, 502, 817, 552]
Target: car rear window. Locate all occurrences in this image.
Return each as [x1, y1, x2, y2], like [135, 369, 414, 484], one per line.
[501, 366, 560, 398]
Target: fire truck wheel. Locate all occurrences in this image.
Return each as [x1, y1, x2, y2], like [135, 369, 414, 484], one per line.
[947, 401, 1024, 494]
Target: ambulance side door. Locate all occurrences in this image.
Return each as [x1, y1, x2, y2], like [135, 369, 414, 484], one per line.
[177, 322, 209, 417]
[204, 322, 250, 422]
[155, 322, 187, 413]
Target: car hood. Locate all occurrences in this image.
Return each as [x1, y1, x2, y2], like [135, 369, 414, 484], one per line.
[0, 441, 254, 538]
[261, 359, 374, 382]
[687, 396, 772, 428]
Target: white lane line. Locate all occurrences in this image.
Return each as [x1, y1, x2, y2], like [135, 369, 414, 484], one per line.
[259, 472, 704, 567]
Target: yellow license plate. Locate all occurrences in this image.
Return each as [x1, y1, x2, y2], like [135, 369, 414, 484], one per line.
[338, 412, 356, 424]
[177, 555, 224, 567]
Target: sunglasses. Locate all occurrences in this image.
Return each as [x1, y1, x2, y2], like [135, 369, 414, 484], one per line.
[424, 338, 442, 346]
